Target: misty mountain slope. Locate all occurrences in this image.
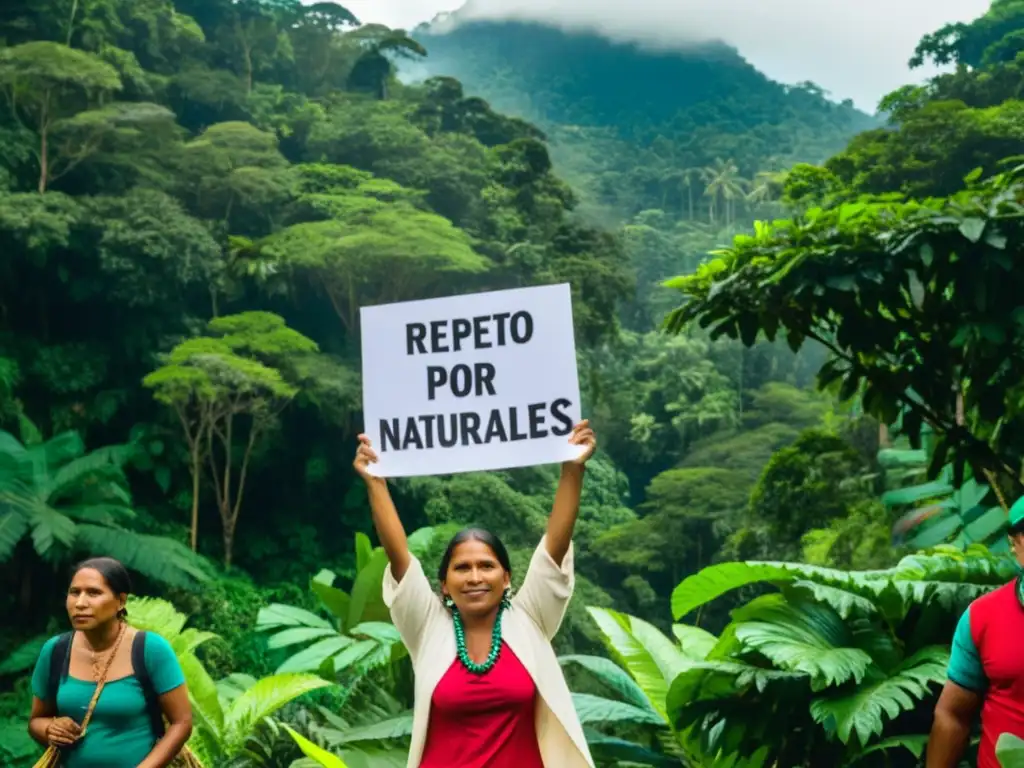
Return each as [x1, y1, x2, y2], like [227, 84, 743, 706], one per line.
[413, 19, 881, 221]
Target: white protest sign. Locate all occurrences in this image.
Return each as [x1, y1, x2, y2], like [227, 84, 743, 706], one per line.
[359, 283, 582, 477]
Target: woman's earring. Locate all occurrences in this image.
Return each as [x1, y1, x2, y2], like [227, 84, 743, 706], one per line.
[501, 587, 512, 609]
[443, 594, 455, 609]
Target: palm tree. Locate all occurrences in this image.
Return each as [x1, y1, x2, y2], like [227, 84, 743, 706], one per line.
[0, 426, 209, 589]
[679, 167, 704, 220]
[701, 158, 747, 226]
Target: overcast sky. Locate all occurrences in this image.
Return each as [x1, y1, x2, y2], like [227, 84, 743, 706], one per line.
[338, 0, 991, 112]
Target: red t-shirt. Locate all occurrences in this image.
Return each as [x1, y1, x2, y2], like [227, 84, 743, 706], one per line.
[419, 641, 545, 768]
[967, 580, 1024, 767]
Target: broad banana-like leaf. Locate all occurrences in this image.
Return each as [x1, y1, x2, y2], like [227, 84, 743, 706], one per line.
[583, 729, 679, 766]
[572, 692, 665, 726]
[258, 603, 333, 630]
[284, 724, 349, 768]
[355, 532, 373, 574]
[671, 624, 717, 661]
[672, 562, 817, 620]
[405, 526, 436, 558]
[337, 746, 409, 768]
[560, 654, 655, 712]
[311, 568, 351, 628]
[266, 626, 337, 650]
[996, 733, 1024, 768]
[216, 672, 257, 702]
[224, 673, 334, 752]
[277, 636, 354, 674]
[587, 606, 688, 720]
[347, 549, 390, 628]
[181, 653, 224, 737]
[327, 712, 414, 744]
[809, 645, 947, 744]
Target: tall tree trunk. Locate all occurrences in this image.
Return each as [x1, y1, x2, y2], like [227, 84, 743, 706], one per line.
[38, 99, 49, 194]
[190, 447, 201, 551]
[222, 514, 234, 568]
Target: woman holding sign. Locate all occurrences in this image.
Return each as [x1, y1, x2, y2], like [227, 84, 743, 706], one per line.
[353, 420, 597, 768]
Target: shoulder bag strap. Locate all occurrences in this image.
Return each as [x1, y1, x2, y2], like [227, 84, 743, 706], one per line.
[46, 633, 73, 706]
[131, 630, 166, 739]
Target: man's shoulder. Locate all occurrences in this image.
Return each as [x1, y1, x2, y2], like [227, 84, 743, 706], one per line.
[969, 580, 1019, 624]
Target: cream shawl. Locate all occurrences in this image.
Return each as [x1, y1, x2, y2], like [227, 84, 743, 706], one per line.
[382, 535, 595, 768]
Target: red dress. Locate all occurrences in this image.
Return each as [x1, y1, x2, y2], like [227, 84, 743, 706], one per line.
[419, 641, 545, 768]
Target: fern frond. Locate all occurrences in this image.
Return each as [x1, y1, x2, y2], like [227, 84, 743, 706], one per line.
[30, 503, 78, 559]
[224, 673, 334, 753]
[731, 596, 873, 689]
[810, 645, 948, 745]
[0, 508, 29, 560]
[74, 525, 212, 587]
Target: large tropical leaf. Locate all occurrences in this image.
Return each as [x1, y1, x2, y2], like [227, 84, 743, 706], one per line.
[783, 581, 878, 620]
[572, 692, 666, 726]
[731, 595, 873, 689]
[584, 730, 680, 767]
[181, 652, 224, 738]
[277, 636, 354, 673]
[672, 624, 718, 661]
[809, 645, 948, 744]
[0, 633, 48, 675]
[997, 733, 1024, 768]
[587, 607, 688, 719]
[326, 712, 414, 745]
[667, 660, 806, 716]
[560, 654, 655, 711]
[74, 525, 211, 587]
[127, 595, 190, 636]
[311, 568, 350, 628]
[671, 551, 1012, 625]
[265, 626, 338, 650]
[672, 562, 836, 620]
[849, 733, 928, 764]
[347, 548, 390, 627]
[29, 504, 77, 558]
[0, 508, 28, 560]
[259, 603, 334, 630]
[224, 673, 334, 750]
[285, 725, 349, 768]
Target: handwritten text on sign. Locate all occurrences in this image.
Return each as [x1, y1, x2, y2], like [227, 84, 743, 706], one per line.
[359, 284, 582, 477]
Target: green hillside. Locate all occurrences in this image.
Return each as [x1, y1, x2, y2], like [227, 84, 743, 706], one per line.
[415, 19, 880, 223]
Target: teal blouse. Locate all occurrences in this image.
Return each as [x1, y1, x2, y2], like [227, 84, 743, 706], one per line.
[31, 632, 185, 768]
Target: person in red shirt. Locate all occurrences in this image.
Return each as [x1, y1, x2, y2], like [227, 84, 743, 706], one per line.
[926, 498, 1024, 767]
[353, 420, 597, 768]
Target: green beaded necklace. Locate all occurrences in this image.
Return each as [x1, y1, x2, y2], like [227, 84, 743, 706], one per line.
[450, 599, 507, 675]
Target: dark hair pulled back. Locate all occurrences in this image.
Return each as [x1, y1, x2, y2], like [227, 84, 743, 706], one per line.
[437, 528, 512, 583]
[71, 557, 132, 619]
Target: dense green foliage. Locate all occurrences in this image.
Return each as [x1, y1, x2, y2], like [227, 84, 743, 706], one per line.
[1, 0, 1023, 765]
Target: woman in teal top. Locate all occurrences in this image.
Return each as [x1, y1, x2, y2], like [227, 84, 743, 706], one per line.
[28, 557, 193, 767]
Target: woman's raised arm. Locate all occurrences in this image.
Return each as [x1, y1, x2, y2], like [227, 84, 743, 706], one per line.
[353, 434, 411, 581]
[544, 420, 596, 565]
